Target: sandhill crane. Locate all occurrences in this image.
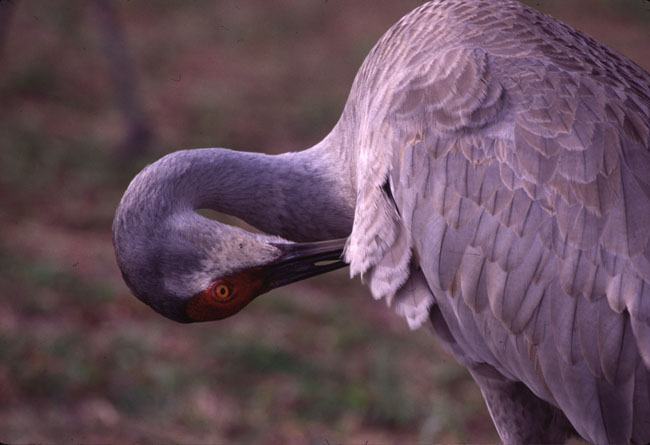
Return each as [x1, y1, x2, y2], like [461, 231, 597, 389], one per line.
[113, 0, 650, 442]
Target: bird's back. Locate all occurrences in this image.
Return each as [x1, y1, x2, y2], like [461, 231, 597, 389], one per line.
[340, 1, 650, 442]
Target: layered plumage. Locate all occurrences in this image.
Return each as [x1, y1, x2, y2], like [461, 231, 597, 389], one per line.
[343, 1, 650, 442]
[114, 1, 650, 442]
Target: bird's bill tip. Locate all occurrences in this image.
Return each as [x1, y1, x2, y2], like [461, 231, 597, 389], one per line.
[265, 238, 348, 288]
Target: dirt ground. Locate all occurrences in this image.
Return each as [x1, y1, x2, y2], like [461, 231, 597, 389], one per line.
[1, 1, 648, 443]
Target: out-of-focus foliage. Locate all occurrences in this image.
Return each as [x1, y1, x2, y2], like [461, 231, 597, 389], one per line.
[0, 1, 647, 443]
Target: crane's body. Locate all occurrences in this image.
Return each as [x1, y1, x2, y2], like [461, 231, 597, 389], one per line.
[113, 0, 650, 443]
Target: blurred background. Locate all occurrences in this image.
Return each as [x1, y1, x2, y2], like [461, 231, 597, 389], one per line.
[0, 0, 648, 443]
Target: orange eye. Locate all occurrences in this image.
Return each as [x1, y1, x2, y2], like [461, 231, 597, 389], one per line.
[213, 283, 231, 300]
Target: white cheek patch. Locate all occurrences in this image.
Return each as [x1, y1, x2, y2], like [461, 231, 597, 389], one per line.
[163, 266, 213, 300]
[159, 210, 285, 300]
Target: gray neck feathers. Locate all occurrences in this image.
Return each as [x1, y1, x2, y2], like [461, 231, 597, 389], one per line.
[203, 142, 355, 242]
[112, 140, 354, 317]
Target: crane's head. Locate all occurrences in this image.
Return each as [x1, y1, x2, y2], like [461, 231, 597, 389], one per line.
[112, 152, 347, 323]
[113, 206, 347, 323]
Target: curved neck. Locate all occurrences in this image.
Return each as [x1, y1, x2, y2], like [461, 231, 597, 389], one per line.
[135, 133, 355, 242]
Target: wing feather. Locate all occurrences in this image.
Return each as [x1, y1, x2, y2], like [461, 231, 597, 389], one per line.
[386, 25, 650, 445]
[349, 1, 650, 441]
[459, 244, 490, 313]
[578, 298, 602, 378]
[632, 360, 650, 439]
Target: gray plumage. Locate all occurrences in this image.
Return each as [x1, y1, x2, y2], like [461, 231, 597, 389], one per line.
[113, 0, 650, 443]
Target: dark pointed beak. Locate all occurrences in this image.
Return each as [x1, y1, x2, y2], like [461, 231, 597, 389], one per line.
[184, 238, 348, 324]
[264, 238, 348, 291]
